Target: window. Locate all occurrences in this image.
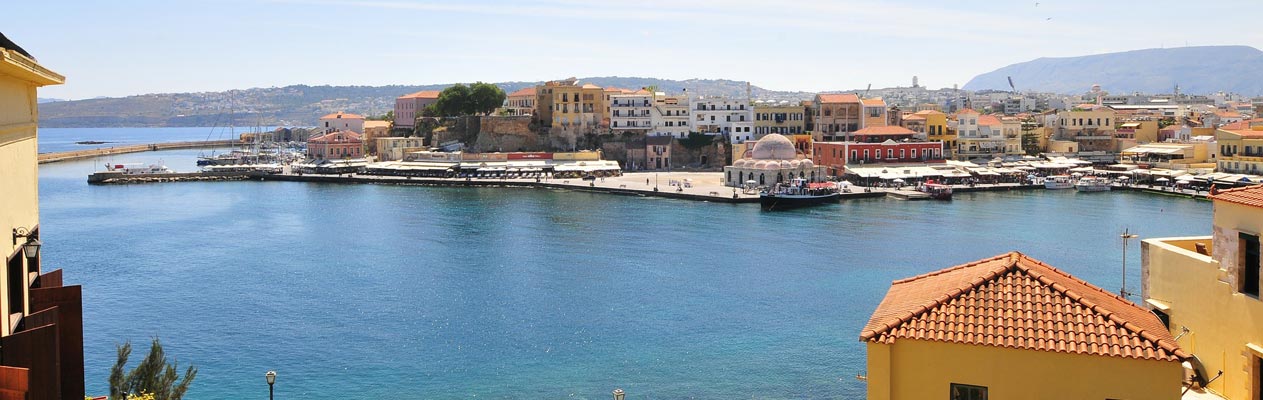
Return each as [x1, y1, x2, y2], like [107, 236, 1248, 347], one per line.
[7, 252, 23, 316]
[1242, 232, 1260, 297]
[1152, 308, 1170, 329]
[950, 383, 987, 400]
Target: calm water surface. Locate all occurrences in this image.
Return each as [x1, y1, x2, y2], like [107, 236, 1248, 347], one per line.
[38, 149, 1211, 399]
[39, 127, 278, 153]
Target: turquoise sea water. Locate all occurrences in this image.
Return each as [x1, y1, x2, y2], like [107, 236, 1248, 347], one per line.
[38, 146, 1211, 399]
[39, 127, 279, 154]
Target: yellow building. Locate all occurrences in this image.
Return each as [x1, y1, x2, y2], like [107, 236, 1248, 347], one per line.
[863, 252, 1185, 400]
[1144, 185, 1263, 399]
[1, 36, 87, 399]
[753, 103, 806, 135]
[534, 78, 605, 134]
[1055, 104, 1118, 152]
[914, 110, 954, 158]
[362, 120, 390, 156]
[1215, 119, 1263, 174]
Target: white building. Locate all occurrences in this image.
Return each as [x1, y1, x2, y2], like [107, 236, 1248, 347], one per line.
[649, 94, 691, 138]
[691, 96, 753, 143]
[609, 90, 653, 133]
[319, 111, 365, 134]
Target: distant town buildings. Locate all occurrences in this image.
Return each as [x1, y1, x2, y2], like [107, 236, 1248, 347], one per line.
[308, 130, 364, 160]
[319, 111, 365, 135]
[393, 90, 440, 132]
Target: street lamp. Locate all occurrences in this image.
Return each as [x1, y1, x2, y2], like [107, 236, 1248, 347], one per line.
[612, 388, 625, 400]
[1120, 229, 1139, 298]
[265, 370, 276, 400]
[12, 227, 41, 265]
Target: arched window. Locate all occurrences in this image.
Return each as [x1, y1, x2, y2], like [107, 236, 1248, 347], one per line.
[760, 174, 765, 185]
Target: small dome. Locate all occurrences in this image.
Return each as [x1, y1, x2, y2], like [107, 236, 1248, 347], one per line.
[753, 160, 769, 169]
[733, 159, 748, 168]
[751, 134, 797, 160]
[780, 160, 793, 168]
[788, 160, 802, 169]
[800, 159, 814, 168]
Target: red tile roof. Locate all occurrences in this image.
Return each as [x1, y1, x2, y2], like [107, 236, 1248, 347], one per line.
[862, 98, 886, 106]
[956, 108, 979, 115]
[817, 93, 861, 104]
[853, 126, 916, 135]
[977, 115, 1002, 126]
[913, 110, 944, 116]
[902, 114, 927, 121]
[319, 111, 364, 120]
[308, 130, 362, 143]
[399, 90, 441, 99]
[1210, 185, 1263, 208]
[508, 87, 536, 97]
[860, 252, 1187, 362]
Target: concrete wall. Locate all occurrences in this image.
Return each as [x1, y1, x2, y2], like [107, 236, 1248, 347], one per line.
[866, 339, 1182, 400]
[473, 116, 538, 152]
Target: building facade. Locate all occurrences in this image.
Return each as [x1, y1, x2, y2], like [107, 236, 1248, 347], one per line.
[812, 140, 944, 176]
[308, 130, 364, 160]
[692, 96, 753, 142]
[753, 103, 807, 136]
[865, 252, 1185, 400]
[1144, 185, 1263, 400]
[725, 134, 826, 187]
[649, 95, 690, 138]
[501, 87, 535, 116]
[376, 136, 427, 162]
[1055, 105, 1118, 152]
[361, 120, 390, 156]
[319, 111, 365, 134]
[393, 90, 440, 132]
[609, 91, 653, 133]
[814, 93, 863, 141]
[0, 39, 86, 400]
[1216, 119, 1263, 174]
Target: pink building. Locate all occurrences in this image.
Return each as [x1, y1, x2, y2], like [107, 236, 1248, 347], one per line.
[394, 90, 441, 131]
[308, 130, 363, 160]
[318, 111, 364, 134]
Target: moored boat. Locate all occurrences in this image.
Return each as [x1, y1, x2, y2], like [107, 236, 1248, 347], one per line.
[1075, 176, 1112, 192]
[1045, 175, 1073, 189]
[105, 162, 173, 175]
[919, 182, 953, 200]
[760, 178, 840, 211]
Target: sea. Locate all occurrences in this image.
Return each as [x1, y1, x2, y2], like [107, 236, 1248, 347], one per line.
[36, 128, 1213, 399]
[39, 126, 277, 154]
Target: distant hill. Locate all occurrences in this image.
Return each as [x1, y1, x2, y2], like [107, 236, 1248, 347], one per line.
[38, 78, 812, 128]
[963, 46, 1263, 95]
[37, 97, 65, 103]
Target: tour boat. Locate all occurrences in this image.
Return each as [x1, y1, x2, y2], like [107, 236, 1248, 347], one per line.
[1075, 176, 1112, 192]
[1045, 175, 1074, 190]
[760, 179, 840, 211]
[918, 183, 954, 200]
[105, 163, 173, 175]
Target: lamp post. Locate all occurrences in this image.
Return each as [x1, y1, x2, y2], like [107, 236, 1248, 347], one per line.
[612, 388, 625, 400]
[1121, 229, 1139, 298]
[12, 227, 41, 265]
[265, 370, 276, 400]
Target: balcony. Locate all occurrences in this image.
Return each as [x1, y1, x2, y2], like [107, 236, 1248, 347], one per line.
[1227, 155, 1263, 163]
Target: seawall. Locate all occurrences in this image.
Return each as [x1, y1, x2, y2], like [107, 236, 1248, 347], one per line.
[38, 140, 240, 164]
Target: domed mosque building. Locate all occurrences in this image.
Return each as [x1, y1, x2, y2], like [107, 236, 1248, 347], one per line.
[725, 133, 828, 187]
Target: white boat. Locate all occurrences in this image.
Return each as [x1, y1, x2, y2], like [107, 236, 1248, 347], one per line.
[1075, 176, 1112, 192]
[1045, 175, 1074, 190]
[105, 163, 173, 175]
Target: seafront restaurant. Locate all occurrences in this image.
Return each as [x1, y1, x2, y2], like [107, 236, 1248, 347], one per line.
[1143, 185, 1263, 399]
[362, 150, 622, 179]
[862, 252, 1187, 400]
[0, 35, 87, 399]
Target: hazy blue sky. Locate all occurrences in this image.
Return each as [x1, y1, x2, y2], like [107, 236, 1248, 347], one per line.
[10, 0, 1262, 99]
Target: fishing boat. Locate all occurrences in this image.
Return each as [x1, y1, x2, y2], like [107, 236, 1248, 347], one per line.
[1075, 176, 1112, 192]
[1045, 175, 1074, 190]
[760, 178, 840, 211]
[918, 182, 954, 200]
[105, 162, 173, 175]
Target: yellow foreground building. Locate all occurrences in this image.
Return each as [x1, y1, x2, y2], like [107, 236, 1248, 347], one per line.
[1144, 185, 1263, 399]
[863, 252, 1186, 400]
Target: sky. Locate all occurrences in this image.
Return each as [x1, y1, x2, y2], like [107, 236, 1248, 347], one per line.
[9, 0, 1262, 100]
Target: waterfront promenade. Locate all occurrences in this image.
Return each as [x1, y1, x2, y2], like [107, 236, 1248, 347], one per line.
[37, 139, 239, 164]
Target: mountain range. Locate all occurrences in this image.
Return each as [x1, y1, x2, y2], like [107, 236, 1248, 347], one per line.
[37, 78, 813, 128]
[964, 45, 1263, 95]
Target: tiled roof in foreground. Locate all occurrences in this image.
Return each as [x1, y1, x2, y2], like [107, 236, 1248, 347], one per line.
[860, 252, 1187, 362]
[1210, 185, 1263, 208]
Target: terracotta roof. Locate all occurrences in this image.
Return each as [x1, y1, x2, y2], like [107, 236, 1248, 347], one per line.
[977, 115, 1002, 126]
[363, 120, 390, 129]
[862, 98, 886, 106]
[817, 93, 861, 104]
[1210, 185, 1263, 208]
[860, 252, 1187, 362]
[903, 114, 927, 121]
[508, 87, 536, 97]
[581, 83, 602, 90]
[853, 126, 916, 135]
[913, 110, 944, 116]
[399, 90, 441, 99]
[319, 111, 364, 120]
[308, 130, 362, 143]
[956, 108, 979, 115]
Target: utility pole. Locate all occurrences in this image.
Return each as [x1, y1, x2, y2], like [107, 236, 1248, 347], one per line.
[1120, 228, 1139, 298]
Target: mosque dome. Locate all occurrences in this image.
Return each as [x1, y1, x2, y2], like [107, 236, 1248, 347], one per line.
[780, 160, 793, 169]
[733, 159, 749, 168]
[753, 160, 770, 169]
[751, 134, 797, 160]
[800, 159, 814, 168]
[788, 160, 802, 169]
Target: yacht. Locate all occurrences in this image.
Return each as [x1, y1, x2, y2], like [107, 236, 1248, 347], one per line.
[1045, 175, 1074, 190]
[1075, 176, 1112, 192]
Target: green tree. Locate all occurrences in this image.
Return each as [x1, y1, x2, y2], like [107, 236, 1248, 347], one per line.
[432, 84, 473, 117]
[109, 338, 197, 400]
[369, 110, 394, 121]
[469, 82, 506, 115]
[678, 131, 714, 150]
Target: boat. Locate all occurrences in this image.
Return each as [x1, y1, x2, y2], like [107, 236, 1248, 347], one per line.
[1045, 175, 1074, 190]
[75, 140, 109, 145]
[1075, 176, 1112, 192]
[760, 178, 840, 211]
[918, 182, 954, 200]
[105, 163, 173, 175]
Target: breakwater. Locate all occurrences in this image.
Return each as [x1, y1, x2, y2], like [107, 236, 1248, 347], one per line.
[86, 171, 258, 184]
[38, 139, 240, 164]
